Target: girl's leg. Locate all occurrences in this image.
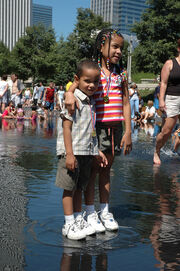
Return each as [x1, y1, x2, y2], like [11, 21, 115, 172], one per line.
[73, 189, 82, 214]
[99, 153, 114, 206]
[154, 116, 178, 164]
[84, 157, 106, 233]
[84, 157, 99, 206]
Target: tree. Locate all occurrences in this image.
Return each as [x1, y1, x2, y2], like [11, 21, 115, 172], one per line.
[0, 42, 11, 75]
[132, 0, 180, 74]
[11, 24, 58, 82]
[55, 8, 111, 84]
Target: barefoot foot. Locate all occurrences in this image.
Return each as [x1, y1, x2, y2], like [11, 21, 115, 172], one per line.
[153, 151, 161, 165]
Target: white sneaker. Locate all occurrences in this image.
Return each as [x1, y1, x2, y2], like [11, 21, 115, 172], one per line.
[100, 212, 119, 231]
[62, 220, 86, 240]
[76, 214, 96, 236]
[87, 211, 106, 233]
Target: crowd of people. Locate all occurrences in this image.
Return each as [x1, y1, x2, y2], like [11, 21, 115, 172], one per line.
[0, 74, 67, 122]
[0, 29, 179, 242]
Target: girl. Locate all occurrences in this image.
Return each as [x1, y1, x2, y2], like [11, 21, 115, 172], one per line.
[65, 29, 132, 232]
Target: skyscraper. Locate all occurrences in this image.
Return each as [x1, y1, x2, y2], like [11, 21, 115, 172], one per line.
[0, 0, 32, 51]
[32, 3, 52, 29]
[90, 0, 148, 36]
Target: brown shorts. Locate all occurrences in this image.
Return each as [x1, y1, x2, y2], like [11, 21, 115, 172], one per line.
[96, 122, 123, 155]
[55, 155, 93, 191]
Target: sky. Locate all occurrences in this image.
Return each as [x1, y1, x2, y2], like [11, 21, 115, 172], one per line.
[34, 0, 90, 40]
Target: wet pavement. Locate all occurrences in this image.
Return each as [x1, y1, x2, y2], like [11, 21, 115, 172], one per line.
[0, 118, 179, 271]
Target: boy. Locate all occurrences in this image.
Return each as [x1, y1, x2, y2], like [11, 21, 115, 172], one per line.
[56, 60, 107, 240]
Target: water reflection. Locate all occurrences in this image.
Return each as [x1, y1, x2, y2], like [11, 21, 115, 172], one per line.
[0, 118, 180, 270]
[151, 167, 180, 270]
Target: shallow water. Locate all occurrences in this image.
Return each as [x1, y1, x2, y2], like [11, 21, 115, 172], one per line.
[0, 119, 180, 271]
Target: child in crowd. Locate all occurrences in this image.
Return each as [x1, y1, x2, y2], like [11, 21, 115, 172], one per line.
[0, 101, 15, 119]
[16, 104, 25, 121]
[65, 28, 132, 232]
[56, 60, 107, 240]
[142, 100, 156, 123]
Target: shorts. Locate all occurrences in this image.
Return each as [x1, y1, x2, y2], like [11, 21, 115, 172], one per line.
[55, 155, 93, 191]
[165, 95, 180, 118]
[45, 101, 54, 111]
[96, 122, 123, 154]
[11, 94, 21, 107]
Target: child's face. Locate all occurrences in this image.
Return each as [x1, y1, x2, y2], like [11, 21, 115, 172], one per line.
[101, 34, 124, 65]
[76, 68, 100, 97]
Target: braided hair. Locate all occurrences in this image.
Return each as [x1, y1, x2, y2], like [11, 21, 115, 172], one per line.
[93, 28, 124, 73]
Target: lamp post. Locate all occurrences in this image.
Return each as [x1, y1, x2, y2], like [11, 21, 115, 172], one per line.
[127, 36, 133, 84]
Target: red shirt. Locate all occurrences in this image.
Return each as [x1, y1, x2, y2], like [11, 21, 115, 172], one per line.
[45, 88, 55, 103]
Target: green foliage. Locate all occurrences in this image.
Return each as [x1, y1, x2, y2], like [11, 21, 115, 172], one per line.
[132, 72, 155, 83]
[0, 42, 11, 75]
[11, 24, 58, 82]
[132, 0, 180, 74]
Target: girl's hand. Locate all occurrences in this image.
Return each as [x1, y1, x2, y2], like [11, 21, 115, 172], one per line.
[64, 92, 79, 115]
[120, 133, 132, 155]
[97, 150, 108, 167]
[66, 153, 77, 171]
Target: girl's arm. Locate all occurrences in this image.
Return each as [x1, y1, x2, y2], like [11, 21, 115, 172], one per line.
[64, 80, 79, 115]
[120, 77, 132, 155]
[63, 118, 77, 171]
[159, 60, 172, 112]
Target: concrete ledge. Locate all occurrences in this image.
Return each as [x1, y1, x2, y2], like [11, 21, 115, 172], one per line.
[137, 83, 157, 90]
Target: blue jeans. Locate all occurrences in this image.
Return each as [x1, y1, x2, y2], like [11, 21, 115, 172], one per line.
[130, 98, 139, 118]
[154, 98, 159, 109]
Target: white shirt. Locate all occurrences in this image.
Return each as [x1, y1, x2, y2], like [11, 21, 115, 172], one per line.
[0, 80, 8, 96]
[145, 106, 156, 115]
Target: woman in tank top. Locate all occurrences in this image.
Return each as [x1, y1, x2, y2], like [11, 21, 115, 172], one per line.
[154, 38, 180, 164]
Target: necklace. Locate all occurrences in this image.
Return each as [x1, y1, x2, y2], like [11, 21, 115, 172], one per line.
[102, 69, 111, 103]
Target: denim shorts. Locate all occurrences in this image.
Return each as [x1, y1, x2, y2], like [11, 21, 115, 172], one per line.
[55, 155, 93, 191]
[96, 122, 123, 155]
[45, 101, 54, 111]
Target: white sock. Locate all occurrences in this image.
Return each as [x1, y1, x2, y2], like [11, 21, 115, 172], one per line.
[86, 205, 95, 215]
[64, 214, 74, 225]
[100, 203, 109, 214]
[74, 212, 82, 218]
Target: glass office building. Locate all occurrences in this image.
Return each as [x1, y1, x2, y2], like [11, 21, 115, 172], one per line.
[91, 0, 148, 36]
[0, 0, 32, 51]
[32, 3, 52, 29]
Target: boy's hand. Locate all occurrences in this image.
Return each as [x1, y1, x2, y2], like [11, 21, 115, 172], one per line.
[66, 153, 77, 171]
[95, 150, 108, 167]
[120, 133, 132, 155]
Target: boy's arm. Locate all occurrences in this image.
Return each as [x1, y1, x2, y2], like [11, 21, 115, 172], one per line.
[120, 78, 132, 155]
[63, 118, 77, 171]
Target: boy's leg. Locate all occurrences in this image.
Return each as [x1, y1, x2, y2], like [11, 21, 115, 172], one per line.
[62, 189, 74, 216]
